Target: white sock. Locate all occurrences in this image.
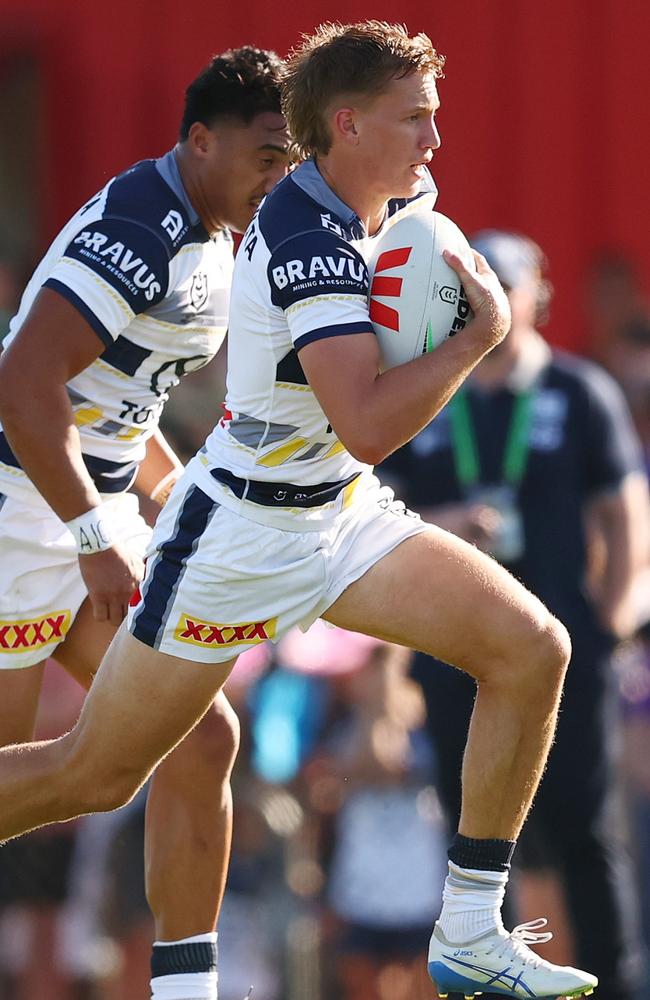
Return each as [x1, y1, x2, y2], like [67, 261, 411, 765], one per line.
[437, 861, 508, 943]
[150, 932, 218, 1000]
[150, 973, 217, 999]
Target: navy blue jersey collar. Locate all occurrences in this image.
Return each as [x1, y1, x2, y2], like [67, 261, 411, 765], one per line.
[290, 160, 366, 238]
[155, 148, 201, 229]
[290, 158, 438, 239]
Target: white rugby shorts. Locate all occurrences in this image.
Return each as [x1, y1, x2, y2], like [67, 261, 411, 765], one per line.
[127, 472, 426, 663]
[0, 490, 150, 669]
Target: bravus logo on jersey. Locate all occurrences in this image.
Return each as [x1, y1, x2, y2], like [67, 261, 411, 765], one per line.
[73, 231, 162, 301]
[271, 249, 367, 290]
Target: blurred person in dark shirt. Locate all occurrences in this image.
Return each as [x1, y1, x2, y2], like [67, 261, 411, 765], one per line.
[380, 229, 650, 1000]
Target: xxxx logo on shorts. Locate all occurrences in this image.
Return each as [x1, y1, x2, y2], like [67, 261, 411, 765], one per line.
[0, 611, 72, 652]
[174, 614, 277, 647]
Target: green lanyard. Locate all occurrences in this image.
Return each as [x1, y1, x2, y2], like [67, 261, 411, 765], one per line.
[448, 389, 535, 490]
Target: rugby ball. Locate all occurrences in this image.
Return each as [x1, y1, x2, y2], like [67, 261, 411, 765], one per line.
[367, 209, 475, 370]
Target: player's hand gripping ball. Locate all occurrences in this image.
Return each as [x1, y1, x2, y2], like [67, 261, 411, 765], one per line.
[367, 209, 475, 370]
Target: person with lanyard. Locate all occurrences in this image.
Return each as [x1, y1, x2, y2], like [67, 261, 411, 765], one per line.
[379, 229, 650, 1000]
[447, 373, 536, 565]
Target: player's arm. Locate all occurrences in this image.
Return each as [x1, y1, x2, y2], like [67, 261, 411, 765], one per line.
[134, 428, 185, 507]
[299, 251, 510, 464]
[0, 287, 111, 516]
[0, 287, 143, 625]
[586, 471, 650, 639]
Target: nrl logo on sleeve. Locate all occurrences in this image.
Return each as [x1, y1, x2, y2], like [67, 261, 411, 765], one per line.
[174, 613, 277, 647]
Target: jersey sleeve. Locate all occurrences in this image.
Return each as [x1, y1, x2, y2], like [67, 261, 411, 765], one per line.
[43, 218, 170, 347]
[580, 362, 645, 494]
[267, 230, 373, 351]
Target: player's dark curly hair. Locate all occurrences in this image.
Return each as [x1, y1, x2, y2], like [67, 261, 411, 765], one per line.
[282, 21, 445, 161]
[179, 46, 284, 140]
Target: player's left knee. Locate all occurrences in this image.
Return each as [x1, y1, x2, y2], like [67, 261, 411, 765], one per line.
[197, 693, 241, 775]
[167, 693, 240, 786]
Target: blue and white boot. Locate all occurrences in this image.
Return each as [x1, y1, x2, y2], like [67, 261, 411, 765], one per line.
[428, 918, 598, 999]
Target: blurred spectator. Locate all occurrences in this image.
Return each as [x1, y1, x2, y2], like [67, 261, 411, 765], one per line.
[380, 229, 650, 1000]
[586, 251, 650, 403]
[585, 250, 650, 630]
[586, 249, 650, 962]
[614, 636, 650, 954]
[304, 637, 446, 1000]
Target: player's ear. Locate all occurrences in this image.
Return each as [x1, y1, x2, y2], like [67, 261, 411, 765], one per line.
[333, 108, 359, 144]
[185, 121, 215, 157]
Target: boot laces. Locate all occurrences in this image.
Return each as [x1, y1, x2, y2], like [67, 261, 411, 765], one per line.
[488, 918, 554, 968]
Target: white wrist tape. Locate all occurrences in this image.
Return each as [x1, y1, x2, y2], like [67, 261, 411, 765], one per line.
[65, 503, 115, 555]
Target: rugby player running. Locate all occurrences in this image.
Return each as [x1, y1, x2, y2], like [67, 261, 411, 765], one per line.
[0, 22, 597, 1000]
[0, 48, 289, 1000]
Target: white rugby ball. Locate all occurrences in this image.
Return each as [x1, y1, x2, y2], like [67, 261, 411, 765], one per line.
[367, 209, 475, 370]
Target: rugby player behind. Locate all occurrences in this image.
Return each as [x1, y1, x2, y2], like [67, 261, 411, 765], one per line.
[0, 47, 289, 1000]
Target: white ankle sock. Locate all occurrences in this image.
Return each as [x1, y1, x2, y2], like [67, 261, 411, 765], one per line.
[437, 861, 508, 943]
[150, 972, 217, 999]
[150, 932, 218, 1000]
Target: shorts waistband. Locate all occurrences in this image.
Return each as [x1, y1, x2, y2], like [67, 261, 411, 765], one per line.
[210, 467, 360, 508]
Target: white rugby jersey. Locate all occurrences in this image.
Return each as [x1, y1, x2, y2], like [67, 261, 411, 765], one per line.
[0, 150, 232, 497]
[194, 159, 437, 526]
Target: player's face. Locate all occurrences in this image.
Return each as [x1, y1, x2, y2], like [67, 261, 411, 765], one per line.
[208, 111, 291, 233]
[353, 70, 441, 200]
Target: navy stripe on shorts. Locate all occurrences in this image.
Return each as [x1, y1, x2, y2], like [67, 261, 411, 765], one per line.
[130, 484, 219, 650]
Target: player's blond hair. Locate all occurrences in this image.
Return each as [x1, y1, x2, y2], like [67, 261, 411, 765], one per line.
[282, 21, 445, 161]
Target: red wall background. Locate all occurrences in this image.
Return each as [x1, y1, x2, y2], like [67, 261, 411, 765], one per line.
[1, 0, 649, 351]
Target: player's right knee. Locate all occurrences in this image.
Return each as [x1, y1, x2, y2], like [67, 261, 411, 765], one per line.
[483, 608, 570, 694]
[532, 613, 570, 673]
[546, 614, 571, 672]
[513, 612, 571, 692]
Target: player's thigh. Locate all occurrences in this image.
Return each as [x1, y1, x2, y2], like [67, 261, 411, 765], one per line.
[54, 596, 117, 689]
[0, 660, 47, 745]
[324, 525, 560, 680]
[69, 623, 237, 786]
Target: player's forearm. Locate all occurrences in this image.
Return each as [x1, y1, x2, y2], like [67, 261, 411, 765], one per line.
[350, 326, 494, 464]
[134, 428, 184, 504]
[0, 379, 102, 521]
